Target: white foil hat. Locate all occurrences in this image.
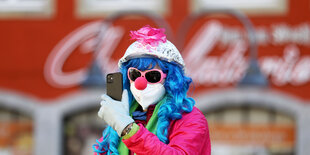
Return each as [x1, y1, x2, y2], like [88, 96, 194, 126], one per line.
[118, 25, 185, 69]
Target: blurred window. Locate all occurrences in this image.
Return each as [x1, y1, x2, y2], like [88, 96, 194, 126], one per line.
[76, 0, 168, 18]
[0, 0, 54, 18]
[63, 109, 105, 155]
[205, 106, 295, 155]
[0, 108, 33, 155]
[192, 0, 288, 15]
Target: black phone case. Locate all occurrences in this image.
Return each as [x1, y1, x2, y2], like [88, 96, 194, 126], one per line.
[106, 72, 123, 101]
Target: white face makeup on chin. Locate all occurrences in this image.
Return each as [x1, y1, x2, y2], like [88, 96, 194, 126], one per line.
[130, 83, 166, 111]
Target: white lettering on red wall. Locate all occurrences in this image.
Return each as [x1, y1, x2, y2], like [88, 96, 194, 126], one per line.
[260, 45, 310, 86]
[44, 21, 124, 88]
[44, 20, 310, 88]
[185, 21, 310, 86]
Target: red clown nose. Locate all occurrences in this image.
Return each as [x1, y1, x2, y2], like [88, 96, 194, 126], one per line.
[134, 77, 147, 90]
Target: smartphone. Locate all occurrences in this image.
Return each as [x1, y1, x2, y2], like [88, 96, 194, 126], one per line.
[106, 72, 123, 101]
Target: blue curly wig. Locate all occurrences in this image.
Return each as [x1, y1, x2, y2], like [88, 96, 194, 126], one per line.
[93, 57, 195, 154]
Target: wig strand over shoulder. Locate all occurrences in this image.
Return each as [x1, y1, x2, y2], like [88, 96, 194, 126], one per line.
[93, 58, 195, 154]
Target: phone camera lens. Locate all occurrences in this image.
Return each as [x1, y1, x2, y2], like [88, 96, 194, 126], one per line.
[107, 75, 113, 83]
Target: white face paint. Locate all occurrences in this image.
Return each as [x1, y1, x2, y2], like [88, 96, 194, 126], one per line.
[130, 83, 166, 110]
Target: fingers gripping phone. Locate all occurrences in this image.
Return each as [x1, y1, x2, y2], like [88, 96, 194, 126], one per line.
[106, 72, 123, 101]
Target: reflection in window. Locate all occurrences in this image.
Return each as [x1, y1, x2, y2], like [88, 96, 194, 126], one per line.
[76, 0, 167, 18]
[205, 105, 295, 155]
[0, 0, 54, 18]
[0, 108, 33, 155]
[192, 0, 288, 15]
[63, 109, 105, 155]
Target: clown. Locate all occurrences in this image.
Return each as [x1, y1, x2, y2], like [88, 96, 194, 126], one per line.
[93, 25, 211, 155]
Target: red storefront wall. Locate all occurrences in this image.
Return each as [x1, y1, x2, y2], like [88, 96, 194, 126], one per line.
[0, 0, 309, 100]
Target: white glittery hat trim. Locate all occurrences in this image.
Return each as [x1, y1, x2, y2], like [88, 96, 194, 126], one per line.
[118, 40, 185, 69]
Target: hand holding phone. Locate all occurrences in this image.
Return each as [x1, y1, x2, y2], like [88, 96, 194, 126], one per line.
[98, 90, 134, 136]
[100, 72, 133, 136]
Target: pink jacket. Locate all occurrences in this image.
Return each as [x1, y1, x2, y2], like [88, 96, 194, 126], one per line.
[96, 107, 211, 155]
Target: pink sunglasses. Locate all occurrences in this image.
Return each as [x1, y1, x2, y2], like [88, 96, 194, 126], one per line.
[127, 67, 167, 83]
